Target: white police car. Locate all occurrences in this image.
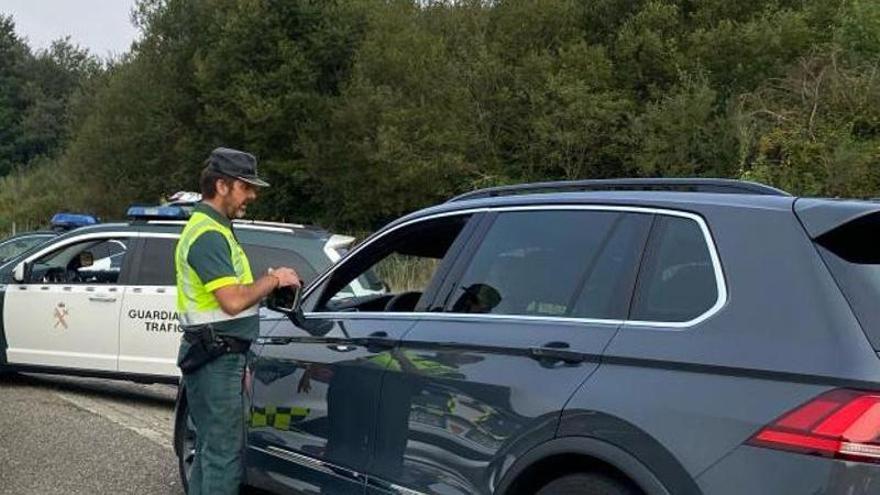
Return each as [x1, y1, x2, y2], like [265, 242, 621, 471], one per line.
[0, 206, 383, 382]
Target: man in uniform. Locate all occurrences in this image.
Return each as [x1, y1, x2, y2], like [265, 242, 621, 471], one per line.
[176, 147, 300, 495]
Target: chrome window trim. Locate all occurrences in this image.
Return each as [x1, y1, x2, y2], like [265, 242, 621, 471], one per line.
[304, 311, 624, 327]
[19, 231, 180, 264]
[303, 204, 728, 329]
[19, 231, 140, 265]
[145, 220, 187, 226]
[140, 232, 180, 240]
[234, 219, 307, 229]
[145, 219, 302, 234]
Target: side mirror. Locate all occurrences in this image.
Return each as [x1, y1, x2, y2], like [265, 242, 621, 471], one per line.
[267, 286, 302, 315]
[267, 286, 334, 336]
[12, 262, 27, 283]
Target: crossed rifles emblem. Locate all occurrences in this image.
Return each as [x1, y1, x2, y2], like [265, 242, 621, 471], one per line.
[54, 302, 69, 330]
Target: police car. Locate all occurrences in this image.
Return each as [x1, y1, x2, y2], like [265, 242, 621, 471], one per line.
[0, 206, 383, 383]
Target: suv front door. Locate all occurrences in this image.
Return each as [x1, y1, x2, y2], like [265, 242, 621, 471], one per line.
[366, 207, 654, 494]
[246, 213, 483, 495]
[4, 233, 135, 371]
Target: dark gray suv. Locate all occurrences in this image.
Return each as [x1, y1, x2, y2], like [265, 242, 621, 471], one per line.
[175, 178, 880, 494]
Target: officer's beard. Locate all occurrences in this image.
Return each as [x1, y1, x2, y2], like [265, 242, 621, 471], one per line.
[231, 203, 248, 219]
[218, 198, 247, 219]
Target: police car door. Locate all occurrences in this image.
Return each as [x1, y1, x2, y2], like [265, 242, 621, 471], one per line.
[118, 235, 181, 377]
[4, 233, 135, 371]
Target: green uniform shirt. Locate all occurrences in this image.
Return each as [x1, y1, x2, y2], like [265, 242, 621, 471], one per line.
[185, 204, 259, 341]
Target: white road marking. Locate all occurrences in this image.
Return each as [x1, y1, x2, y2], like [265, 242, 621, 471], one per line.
[54, 390, 174, 448]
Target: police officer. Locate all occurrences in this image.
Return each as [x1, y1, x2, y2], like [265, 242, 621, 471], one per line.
[176, 147, 300, 495]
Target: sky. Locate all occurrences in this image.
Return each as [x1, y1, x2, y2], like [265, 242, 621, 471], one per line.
[1, 0, 140, 58]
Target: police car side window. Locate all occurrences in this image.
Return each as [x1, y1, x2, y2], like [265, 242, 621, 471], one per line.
[28, 238, 131, 285]
[135, 238, 177, 286]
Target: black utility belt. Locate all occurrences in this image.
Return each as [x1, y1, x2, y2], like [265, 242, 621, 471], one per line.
[178, 324, 251, 374]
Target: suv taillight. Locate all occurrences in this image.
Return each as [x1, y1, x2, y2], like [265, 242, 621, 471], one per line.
[748, 389, 880, 463]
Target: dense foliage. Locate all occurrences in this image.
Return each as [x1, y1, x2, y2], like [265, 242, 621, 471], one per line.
[1, 0, 879, 232]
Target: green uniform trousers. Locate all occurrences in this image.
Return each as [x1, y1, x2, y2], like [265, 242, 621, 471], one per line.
[183, 350, 247, 495]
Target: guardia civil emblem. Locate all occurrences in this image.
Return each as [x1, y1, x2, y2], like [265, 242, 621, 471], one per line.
[53, 302, 69, 330]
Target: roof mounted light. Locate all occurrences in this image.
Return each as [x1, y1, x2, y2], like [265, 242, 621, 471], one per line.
[50, 213, 99, 231]
[127, 205, 191, 221]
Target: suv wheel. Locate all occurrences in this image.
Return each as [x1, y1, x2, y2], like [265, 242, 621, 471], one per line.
[174, 398, 196, 493]
[536, 472, 640, 495]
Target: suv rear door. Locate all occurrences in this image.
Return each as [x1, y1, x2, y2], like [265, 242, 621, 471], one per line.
[366, 207, 653, 495]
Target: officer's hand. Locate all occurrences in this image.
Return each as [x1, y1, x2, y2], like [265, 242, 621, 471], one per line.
[270, 267, 301, 288]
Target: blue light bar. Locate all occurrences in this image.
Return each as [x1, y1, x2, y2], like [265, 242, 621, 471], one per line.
[126, 205, 191, 220]
[51, 213, 99, 230]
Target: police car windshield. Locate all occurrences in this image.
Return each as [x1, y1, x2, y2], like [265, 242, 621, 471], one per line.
[0, 234, 54, 264]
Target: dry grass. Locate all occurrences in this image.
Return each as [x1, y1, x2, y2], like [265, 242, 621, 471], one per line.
[372, 254, 440, 293]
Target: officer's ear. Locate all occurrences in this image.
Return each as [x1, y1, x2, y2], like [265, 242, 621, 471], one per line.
[215, 177, 232, 197]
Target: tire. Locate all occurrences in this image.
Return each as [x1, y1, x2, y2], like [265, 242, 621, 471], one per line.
[536, 472, 640, 495]
[174, 396, 196, 494]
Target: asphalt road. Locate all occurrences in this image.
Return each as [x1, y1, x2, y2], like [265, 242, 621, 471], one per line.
[0, 372, 184, 495]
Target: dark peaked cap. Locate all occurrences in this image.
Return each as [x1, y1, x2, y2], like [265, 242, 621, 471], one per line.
[206, 147, 270, 187]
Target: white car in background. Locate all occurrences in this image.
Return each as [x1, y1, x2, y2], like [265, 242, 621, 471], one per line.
[0, 207, 384, 382]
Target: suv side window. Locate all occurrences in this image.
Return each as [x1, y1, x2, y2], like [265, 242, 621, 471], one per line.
[306, 214, 473, 313]
[447, 210, 652, 319]
[135, 238, 177, 286]
[630, 215, 718, 322]
[27, 237, 132, 285]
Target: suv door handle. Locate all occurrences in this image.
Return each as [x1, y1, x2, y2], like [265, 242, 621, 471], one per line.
[529, 342, 585, 364]
[89, 296, 117, 303]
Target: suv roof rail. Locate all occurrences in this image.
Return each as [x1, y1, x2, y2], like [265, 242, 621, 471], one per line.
[447, 178, 791, 202]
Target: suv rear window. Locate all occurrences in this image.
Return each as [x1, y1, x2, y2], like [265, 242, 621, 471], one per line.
[630, 215, 718, 323]
[815, 213, 880, 349]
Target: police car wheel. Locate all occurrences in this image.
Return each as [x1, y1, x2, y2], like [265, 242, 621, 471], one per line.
[174, 399, 197, 493]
